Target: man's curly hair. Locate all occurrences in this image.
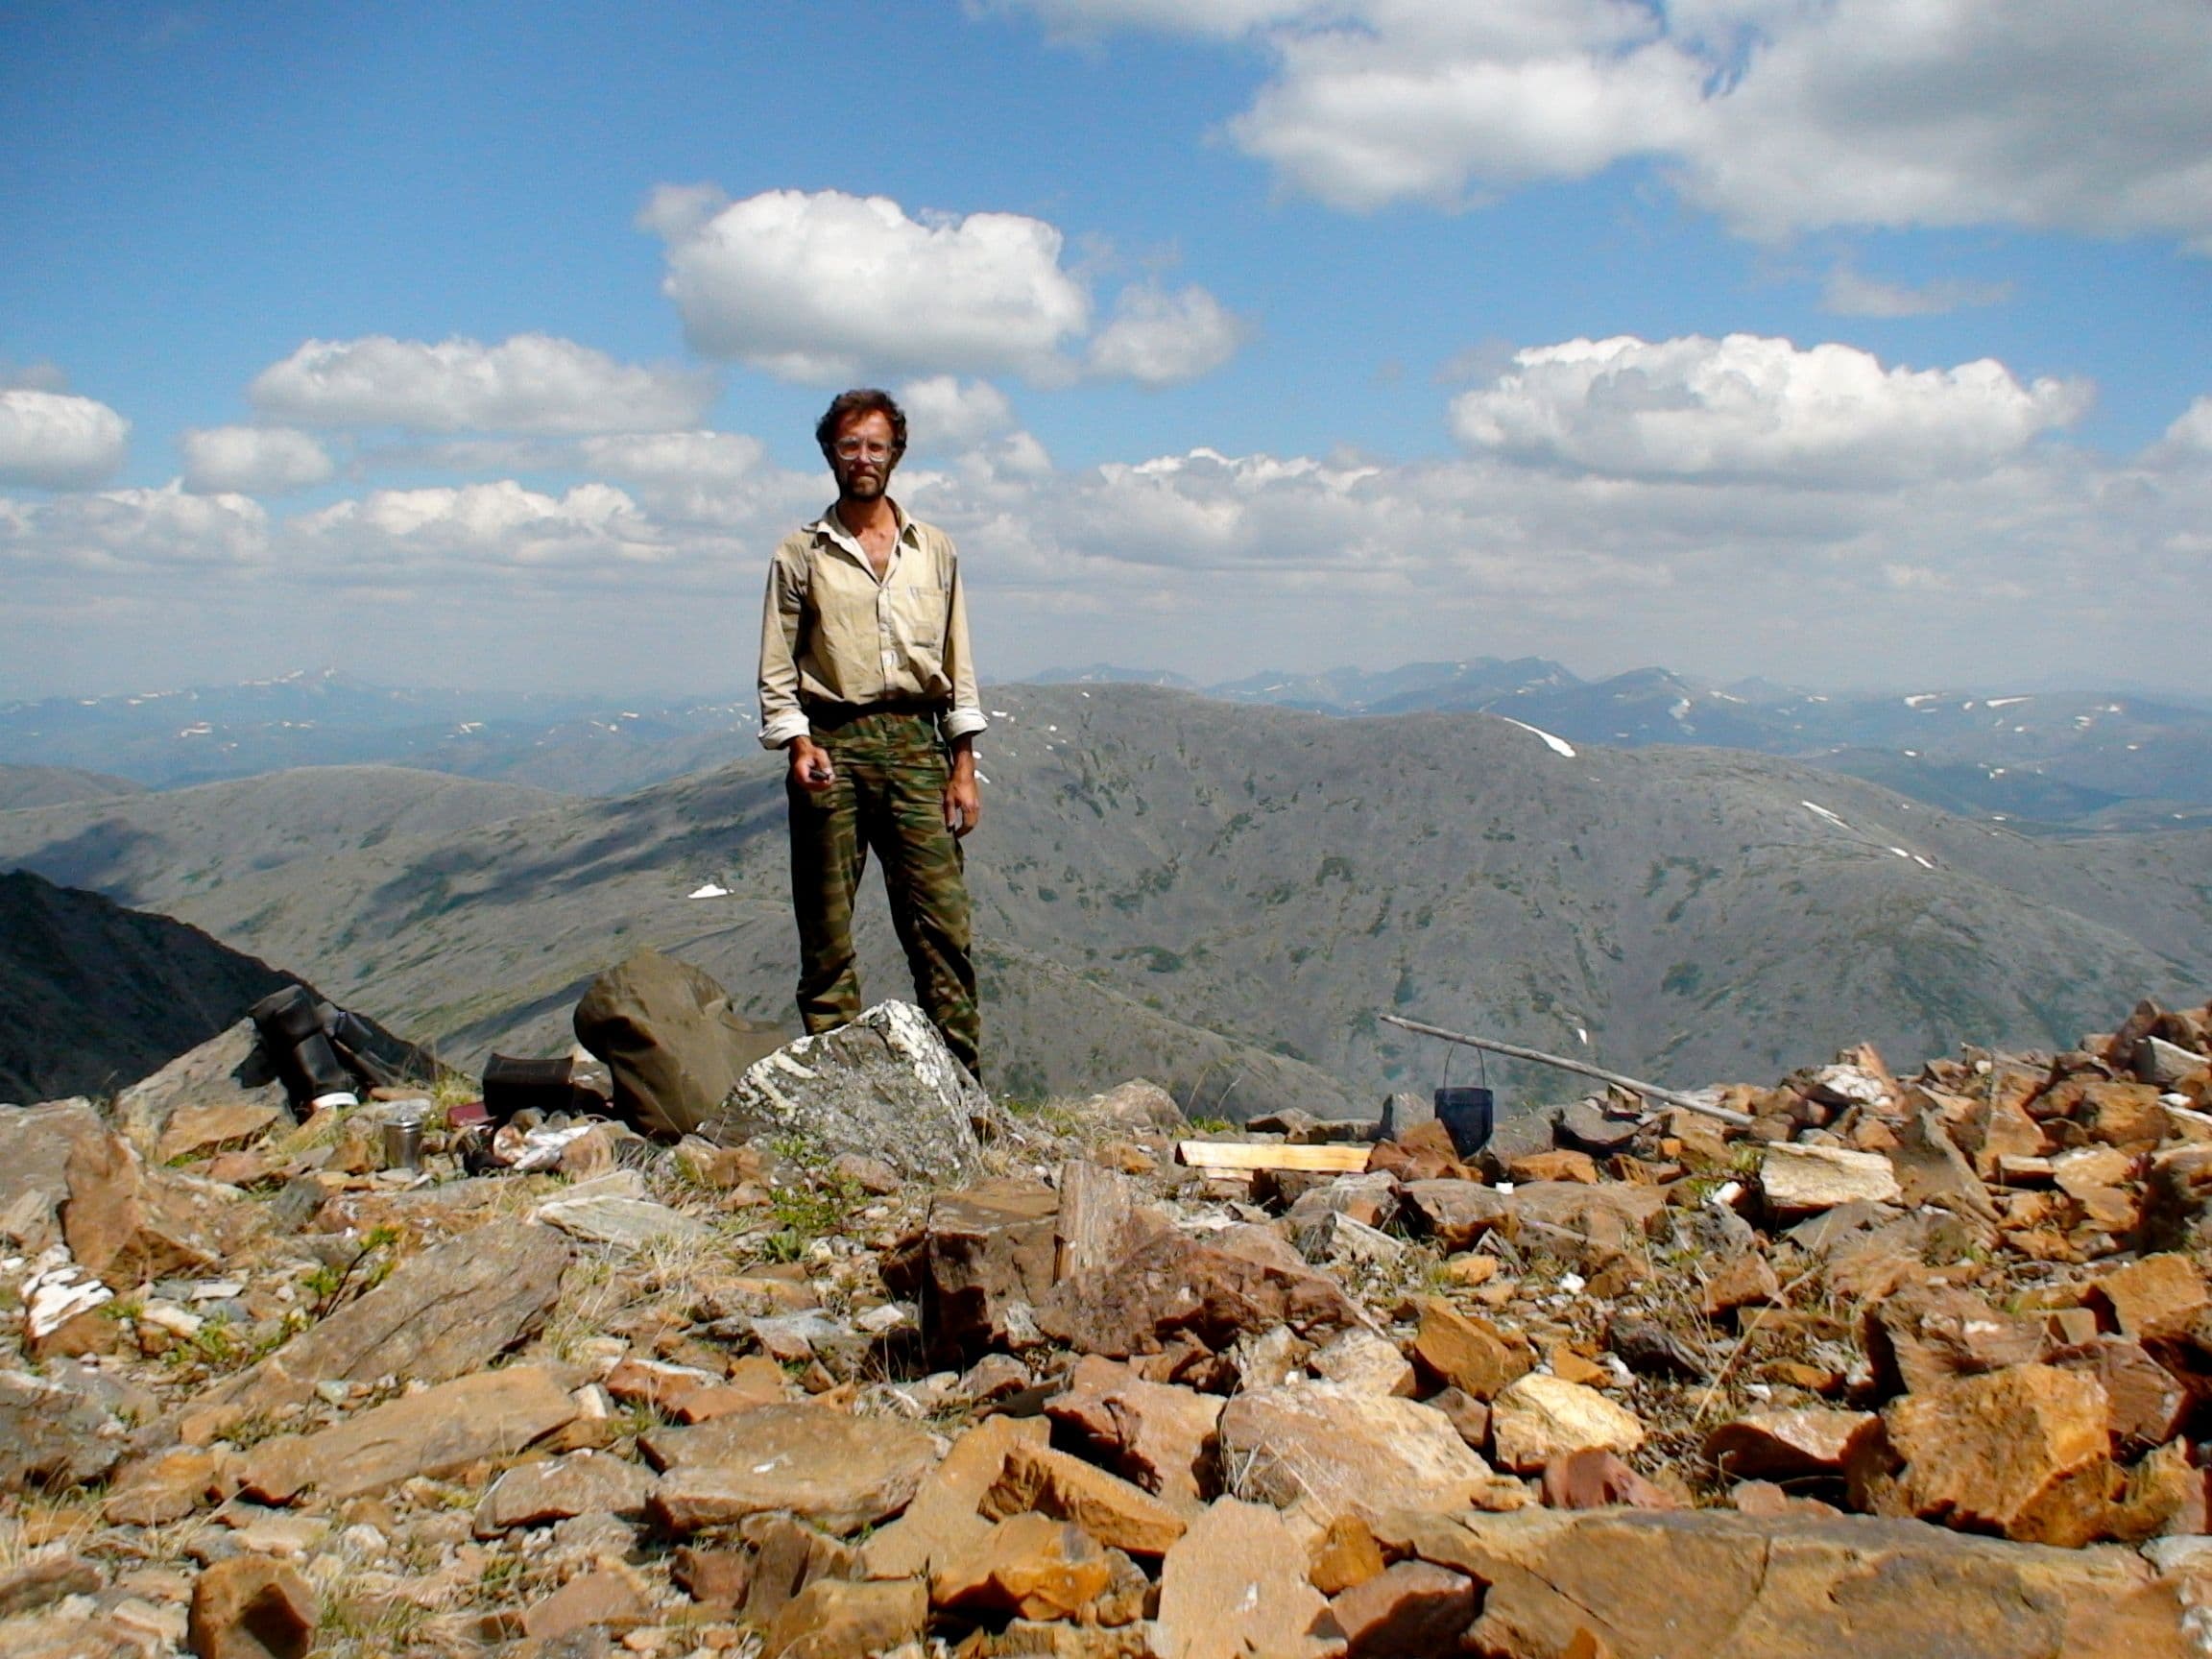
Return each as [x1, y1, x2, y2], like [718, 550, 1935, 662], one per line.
[815, 388, 907, 462]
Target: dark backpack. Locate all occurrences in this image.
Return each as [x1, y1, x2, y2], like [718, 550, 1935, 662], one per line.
[571, 949, 786, 1139]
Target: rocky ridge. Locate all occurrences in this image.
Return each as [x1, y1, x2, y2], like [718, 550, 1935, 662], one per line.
[9, 996, 2212, 1655]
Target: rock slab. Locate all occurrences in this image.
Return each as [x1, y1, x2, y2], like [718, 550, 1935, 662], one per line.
[706, 1000, 985, 1182]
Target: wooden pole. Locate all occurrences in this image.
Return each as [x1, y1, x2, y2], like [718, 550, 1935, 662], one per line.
[1380, 1014, 1753, 1128]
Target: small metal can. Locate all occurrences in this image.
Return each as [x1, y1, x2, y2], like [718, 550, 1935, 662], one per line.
[382, 1106, 428, 1171]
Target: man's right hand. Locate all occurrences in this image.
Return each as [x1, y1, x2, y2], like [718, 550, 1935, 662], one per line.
[787, 736, 836, 790]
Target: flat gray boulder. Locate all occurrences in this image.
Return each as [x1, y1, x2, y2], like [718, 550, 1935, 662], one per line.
[703, 1001, 985, 1183]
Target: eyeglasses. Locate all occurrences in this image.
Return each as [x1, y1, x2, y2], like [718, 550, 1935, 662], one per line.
[833, 438, 895, 460]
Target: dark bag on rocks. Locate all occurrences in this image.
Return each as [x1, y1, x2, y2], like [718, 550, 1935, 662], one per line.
[571, 949, 785, 1139]
[250, 985, 356, 1107]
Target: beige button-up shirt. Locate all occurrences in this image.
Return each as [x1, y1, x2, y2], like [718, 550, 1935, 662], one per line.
[757, 503, 988, 750]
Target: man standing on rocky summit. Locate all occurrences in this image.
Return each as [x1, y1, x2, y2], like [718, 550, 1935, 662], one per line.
[757, 389, 986, 1078]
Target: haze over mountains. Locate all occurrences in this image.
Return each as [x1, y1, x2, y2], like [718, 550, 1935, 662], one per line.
[7, 662, 2210, 832]
[4, 685, 2207, 1119]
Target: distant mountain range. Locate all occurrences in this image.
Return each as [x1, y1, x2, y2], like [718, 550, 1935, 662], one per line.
[4, 685, 2206, 1118]
[7, 662, 2211, 830]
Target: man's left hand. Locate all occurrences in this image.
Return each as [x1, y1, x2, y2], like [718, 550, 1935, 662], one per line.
[944, 739, 981, 836]
[943, 771, 981, 837]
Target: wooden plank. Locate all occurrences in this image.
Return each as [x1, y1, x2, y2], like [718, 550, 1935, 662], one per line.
[1176, 1141, 1370, 1173]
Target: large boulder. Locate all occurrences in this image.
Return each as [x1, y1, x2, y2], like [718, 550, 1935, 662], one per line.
[703, 1001, 985, 1183]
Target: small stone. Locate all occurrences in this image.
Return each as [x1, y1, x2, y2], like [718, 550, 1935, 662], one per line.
[186, 1556, 318, 1659]
[1699, 1254, 1781, 1322]
[1759, 1143, 1901, 1216]
[1308, 1514, 1387, 1596]
[929, 1513, 1115, 1622]
[1217, 1383, 1523, 1524]
[980, 1441, 1187, 1557]
[644, 1404, 939, 1537]
[2089, 1253, 2209, 1341]
[107, 1448, 220, 1527]
[1539, 1449, 1681, 1511]
[861, 1415, 1049, 1581]
[1410, 1298, 1532, 1401]
[524, 1567, 651, 1642]
[476, 1452, 655, 1535]
[1327, 1560, 1479, 1657]
[1505, 1149, 1600, 1185]
[1489, 1375, 1646, 1475]
[1310, 1329, 1416, 1397]
[1153, 1499, 1334, 1659]
[1702, 1409, 1880, 1480]
[763, 1578, 926, 1659]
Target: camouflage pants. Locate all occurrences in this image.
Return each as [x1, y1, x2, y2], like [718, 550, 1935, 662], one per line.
[786, 709, 979, 1076]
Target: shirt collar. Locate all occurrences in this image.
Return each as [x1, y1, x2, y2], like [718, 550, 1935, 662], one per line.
[812, 500, 915, 564]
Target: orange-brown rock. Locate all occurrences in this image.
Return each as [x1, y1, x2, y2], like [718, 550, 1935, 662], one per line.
[1309, 1513, 1387, 1596]
[1045, 1356, 1224, 1512]
[981, 1441, 1187, 1557]
[878, 1179, 1059, 1365]
[862, 1414, 1049, 1580]
[1327, 1559, 1479, 1656]
[239, 1365, 580, 1505]
[1382, 1506, 2196, 1659]
[1850, 1363, 2118, 1546]
[1218, 1382, 1524, 1523]
[1153, 1499, 1334, 1659]
[764, 1578, 926, 1659]
[1411, 1297, 1533, 1400]
[1035, 1227, 1365, 1358]
[1863, 1284, 2043, 1398]
[2089, 1253, 2210, 1341]
[521, 1566, 650, 1641]
[930, 1513, 1116, 1622]
[1506, 1149, 1601, 1185]
[1703, 1408, 1880, 1481]
[187, 1555, 318, 1659]
[1490, 1376, 1647, 1475]
[1699, 1253, 1780, 1322]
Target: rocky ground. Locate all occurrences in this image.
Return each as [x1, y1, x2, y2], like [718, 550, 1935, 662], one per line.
[9, 996, 2212, 1657]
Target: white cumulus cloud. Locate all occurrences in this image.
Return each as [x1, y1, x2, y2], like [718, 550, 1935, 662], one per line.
[297, 480, 664, 565]
[0, 389, 131, 488]
[251, 334, 719, 434]
[995, 0, 2212, 251]
[646, 187, 1092, 382]
[1087, 283, 1250, 386]
[643, 186, 1249, 388]
[0, 482, 267, 571]
[1449, 334, 2090, 485]
[180, 425, 335, 494]
[898, 376, 1019, 449]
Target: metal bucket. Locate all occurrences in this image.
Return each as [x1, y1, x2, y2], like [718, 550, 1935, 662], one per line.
[1433, 1086, 1494, 1157]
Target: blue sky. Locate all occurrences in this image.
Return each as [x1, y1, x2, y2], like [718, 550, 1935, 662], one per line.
[4, 0, 2209, 700]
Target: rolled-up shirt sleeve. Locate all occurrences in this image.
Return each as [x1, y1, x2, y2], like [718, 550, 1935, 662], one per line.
[941, 551, 988, 743]
[757, 545, 811, 750]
